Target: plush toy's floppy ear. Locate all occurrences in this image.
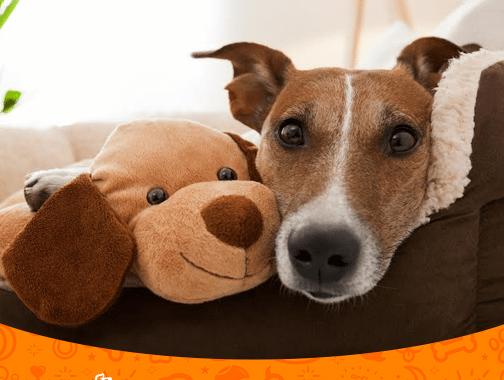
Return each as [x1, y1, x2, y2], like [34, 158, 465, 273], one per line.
[2, 174, 136, 326]
[193, 43, 295, 132]
[225, 132, 262, 183]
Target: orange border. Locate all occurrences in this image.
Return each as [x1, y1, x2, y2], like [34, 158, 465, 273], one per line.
[0, 323, 502, 379]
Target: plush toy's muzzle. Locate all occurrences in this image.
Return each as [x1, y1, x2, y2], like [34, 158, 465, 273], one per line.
[133, 180, 278, 303]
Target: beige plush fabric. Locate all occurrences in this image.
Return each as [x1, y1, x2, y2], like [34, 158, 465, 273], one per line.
[0, 128, 75, 203]
[58, 123, 117, 162]
[0, 112, 245, 204]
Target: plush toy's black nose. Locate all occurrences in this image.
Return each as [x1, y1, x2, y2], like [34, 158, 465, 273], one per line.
[288, 225, 360, 284]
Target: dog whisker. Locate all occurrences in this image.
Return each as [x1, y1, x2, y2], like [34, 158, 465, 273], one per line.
[374, 284, 397, 290]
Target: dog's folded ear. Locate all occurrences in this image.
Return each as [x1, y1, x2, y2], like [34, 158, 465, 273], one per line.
[2, 173, 136, 326]
[193, 42, 295, 132]
[395, 37, 471, 94]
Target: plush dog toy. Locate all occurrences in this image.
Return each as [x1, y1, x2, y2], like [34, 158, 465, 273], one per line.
[0, 120, 280, 326]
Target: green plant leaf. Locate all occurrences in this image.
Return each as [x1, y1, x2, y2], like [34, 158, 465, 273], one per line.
[2, 90, 21, 113]
[0, 0, 19, 30]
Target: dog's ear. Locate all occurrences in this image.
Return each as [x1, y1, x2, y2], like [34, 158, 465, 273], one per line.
[193, 42, 295, 132]
[395, 37, 469, 94]
[225, 132, 262, 183]
[2, 173, 136, 326]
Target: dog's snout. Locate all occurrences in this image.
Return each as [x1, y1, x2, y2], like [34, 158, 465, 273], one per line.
[288, 225, 360, 284]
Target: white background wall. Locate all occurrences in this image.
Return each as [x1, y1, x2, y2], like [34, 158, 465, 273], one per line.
[0, 0, 463, 128]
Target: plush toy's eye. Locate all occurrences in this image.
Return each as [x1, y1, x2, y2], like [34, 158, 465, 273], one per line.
[217, 167, 237, 181]
[147, 187, 168, 205]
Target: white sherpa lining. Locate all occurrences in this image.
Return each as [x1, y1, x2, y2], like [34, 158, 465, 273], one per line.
[417, 49, 504, 226]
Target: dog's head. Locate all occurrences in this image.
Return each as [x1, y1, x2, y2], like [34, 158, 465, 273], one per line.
[194, 38, 477, 303]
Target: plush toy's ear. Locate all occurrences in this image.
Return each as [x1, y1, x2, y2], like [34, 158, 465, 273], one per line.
[2, 174, 136, 326]
[395, 37, 468, 94]
[225, 132, 262, 183]
[193, 43, 295, 132]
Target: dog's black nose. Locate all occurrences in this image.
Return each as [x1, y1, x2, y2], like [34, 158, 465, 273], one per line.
[288, 225, 360, 284]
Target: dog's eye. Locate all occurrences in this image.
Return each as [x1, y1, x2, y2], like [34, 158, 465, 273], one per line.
[147, 187, 168, 205]
[278, 119, 305, 147]
[217, 167, 237, 181]
[389, 127, 417, 153]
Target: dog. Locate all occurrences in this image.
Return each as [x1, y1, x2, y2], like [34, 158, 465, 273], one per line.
[24, 37, 480, 305]
[191, 37, 481, 304]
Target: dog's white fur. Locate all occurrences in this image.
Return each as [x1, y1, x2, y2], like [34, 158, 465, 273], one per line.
[274, 75, 382, 303]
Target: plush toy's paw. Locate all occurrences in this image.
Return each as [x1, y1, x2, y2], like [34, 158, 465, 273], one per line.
[24, 167, 89, 211]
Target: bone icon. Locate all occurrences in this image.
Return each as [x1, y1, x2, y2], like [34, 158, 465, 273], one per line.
[95, 374, 112, 380]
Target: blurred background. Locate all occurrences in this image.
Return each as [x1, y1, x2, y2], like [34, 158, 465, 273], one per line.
[0, 0, 497, 128]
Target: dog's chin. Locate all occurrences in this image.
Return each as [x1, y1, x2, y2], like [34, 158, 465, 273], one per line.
[278, 271, 383, 305]
[304, 291, 352, 304]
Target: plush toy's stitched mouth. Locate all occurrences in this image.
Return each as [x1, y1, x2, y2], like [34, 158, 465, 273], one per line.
[180, 252, 249, 280]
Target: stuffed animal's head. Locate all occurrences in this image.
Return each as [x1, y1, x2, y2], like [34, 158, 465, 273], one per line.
[0, 120, 280, 326]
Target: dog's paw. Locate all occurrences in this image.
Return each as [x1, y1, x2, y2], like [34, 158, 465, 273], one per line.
[24, 168, 83, 211]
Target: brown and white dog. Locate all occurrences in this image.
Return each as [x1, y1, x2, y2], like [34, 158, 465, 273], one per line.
[192, 37, 481, 304]
[24, 37, 479, 304]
